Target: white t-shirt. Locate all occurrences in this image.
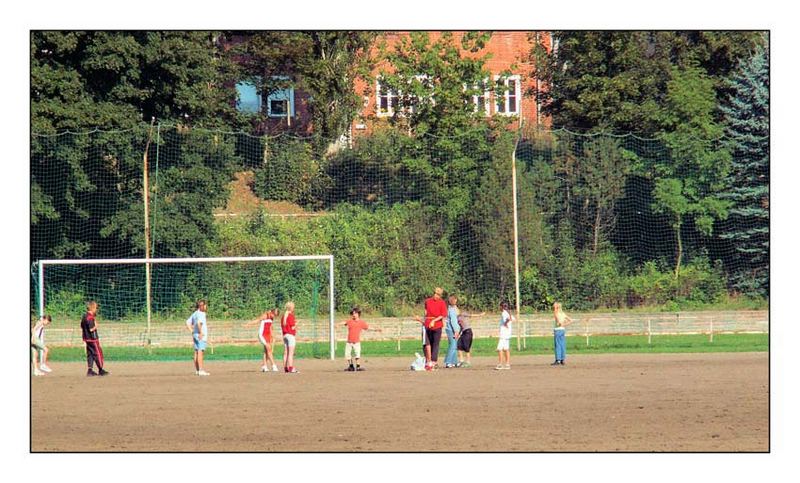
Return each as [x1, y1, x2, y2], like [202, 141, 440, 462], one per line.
[499, 310, 513, 339]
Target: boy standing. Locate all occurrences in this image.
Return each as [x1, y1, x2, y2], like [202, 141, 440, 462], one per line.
[31, 315, 52, 376]
[81, 301, 109, 377]
[186, 299, 210, 376]
[343, 307, 377, 371]
[495, 302, 514, 370]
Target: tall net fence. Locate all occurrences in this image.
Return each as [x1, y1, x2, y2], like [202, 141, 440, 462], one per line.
[31, 123, 769, 346]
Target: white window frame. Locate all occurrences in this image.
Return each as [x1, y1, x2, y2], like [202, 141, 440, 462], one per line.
[376, 75, 432, 118]
[494, 74, 522, 116]
[376, 78, 399, 117]
[266, 76, 295, 118]
[467, 79, 491, 116]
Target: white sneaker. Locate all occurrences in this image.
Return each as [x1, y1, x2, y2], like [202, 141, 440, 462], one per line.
[39, 364, 52, 373]
[197, 370, 210, 376]
[260, 365, 269, 372]
[272, 365, 278, 372]
[504, 364, 511, 370]
[33, 369, 45, 376]
[495, 364, 504, 370]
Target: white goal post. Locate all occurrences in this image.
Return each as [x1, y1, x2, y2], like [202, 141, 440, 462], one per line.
[36, 255, 337, 360]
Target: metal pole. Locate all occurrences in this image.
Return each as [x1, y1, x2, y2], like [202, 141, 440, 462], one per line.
[512, 133, 522, 352]
[143, 119, 155, 346]
[38, 262, 45, 317]
[329, 256, 335, 360]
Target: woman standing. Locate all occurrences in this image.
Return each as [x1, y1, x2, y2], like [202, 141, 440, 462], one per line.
[444, 295, 460, 368]
[422, 287, 447, 371]
[552, 302, 573, 366]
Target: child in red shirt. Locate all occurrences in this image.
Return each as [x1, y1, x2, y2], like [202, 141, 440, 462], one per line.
[281, 301, 298, 373]
[342, 307, 380, 372]
[245, 308, 279, 372]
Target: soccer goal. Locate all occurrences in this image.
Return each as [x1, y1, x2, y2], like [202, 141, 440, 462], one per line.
[33, 255, 337, 359]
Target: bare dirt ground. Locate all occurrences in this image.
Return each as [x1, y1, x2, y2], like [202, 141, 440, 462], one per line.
[30, 352, 768, 452]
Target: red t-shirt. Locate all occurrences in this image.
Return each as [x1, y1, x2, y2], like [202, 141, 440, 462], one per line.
[345, 319, 369, 343]
[259, 318, 273, 341]
[281, 312, 297, 336]
[424, 297, 448, 330]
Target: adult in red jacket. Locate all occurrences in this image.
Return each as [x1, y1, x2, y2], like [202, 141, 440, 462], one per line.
[422, 287, 448, 370]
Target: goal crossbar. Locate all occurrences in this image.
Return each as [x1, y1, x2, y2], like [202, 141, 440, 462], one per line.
[36, 255, 337, 360]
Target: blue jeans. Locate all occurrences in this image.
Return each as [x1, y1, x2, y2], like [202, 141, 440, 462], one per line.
[554, 329, 566, 361]
[445, 330, 458, 366]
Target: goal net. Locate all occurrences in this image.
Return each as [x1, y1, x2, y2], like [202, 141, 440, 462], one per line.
[33, 256, 335, 359]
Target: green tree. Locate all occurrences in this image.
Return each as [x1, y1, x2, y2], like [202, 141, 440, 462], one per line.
[576, 138, 634, 254]
[653, 65, 732, 277]
[719, 42, 769, 296]
[532, 31, 765, 134]
[376, 32, 507, 222]
[31, 31, 240, 261]
[235, 32, 376, 142]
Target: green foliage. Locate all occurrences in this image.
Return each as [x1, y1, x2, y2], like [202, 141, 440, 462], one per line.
[719, 42, 769, 297]
[235, 31, 376, 145]
[653, 65, 732, 276]
[217, 202, 457, 315]
[31, 31, 241, 262]
[253, 138, 322, 207]
[534, 31, 765, 134]
[31, 31, 239, 132]
[378, 31, 496, 136]
[627, 256, 726, 308]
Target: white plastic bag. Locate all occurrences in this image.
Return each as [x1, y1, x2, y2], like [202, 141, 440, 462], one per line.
[410, 352, 426, 371]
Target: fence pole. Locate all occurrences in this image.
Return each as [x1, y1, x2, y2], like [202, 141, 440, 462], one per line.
[397, 319, 401, 352]
[329, 256, 335, 360]
[143, 119, 156, 347]
[709, 317, 714, 343]
[511, 134, 522, 352]
[648, 319, 652, 345]
[38, 262, 45, 317]
[585, 319, 589, 347]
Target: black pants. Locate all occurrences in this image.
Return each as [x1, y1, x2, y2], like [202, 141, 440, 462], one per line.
[85, 340, 104, 371]
[457, 328, 473, 353]
[425, 328, 443, 362]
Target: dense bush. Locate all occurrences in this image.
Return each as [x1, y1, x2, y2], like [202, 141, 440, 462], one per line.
[216, 202, 458, 315]
[253, 139, 323, 208]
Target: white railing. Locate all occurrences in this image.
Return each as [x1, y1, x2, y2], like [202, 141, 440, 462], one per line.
[39, 310, 767, 348]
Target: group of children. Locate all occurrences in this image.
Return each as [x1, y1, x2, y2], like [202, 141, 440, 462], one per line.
[413, 291, 575, 371]
[189, 299, 301, 376]
[31, 296, 576, 377]
[31, 300, 111, 377]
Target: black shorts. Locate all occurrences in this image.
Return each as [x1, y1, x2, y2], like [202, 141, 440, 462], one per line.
[457, 328, 473, 352]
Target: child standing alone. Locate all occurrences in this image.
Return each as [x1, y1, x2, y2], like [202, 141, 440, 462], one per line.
[31, 315, 52, 376]
[186, 299, 210, 376]
[495, 302, 514, 370]
[81, 301, 110, 377]
[343, 307, 378, 371]
[552, 302, 573, 366]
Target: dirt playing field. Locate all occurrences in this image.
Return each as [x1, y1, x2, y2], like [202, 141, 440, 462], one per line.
[30, 352, 768, 452]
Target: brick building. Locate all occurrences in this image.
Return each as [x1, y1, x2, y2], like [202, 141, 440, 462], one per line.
[233, 31, 551, 137]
